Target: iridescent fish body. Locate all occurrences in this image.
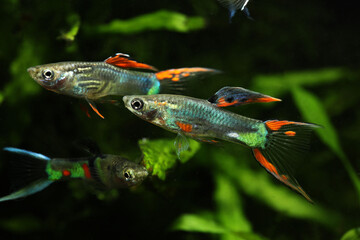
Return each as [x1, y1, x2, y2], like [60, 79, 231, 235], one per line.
[208, 86, 281, 107]
[28, 53, 218, 118]
[0, 147, 148, 202]
[123, 94, 317, 202]
[217, 0, 252, 21]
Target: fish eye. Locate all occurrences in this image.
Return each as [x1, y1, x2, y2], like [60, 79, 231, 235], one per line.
[42, 69, 54, 80]
[131, 98, 144, 110]
[123, 169, 133, 180]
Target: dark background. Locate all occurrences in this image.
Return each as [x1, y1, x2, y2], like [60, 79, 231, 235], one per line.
[0, 0, 359, 239]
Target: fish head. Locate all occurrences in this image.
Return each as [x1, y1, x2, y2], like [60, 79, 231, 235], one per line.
[123, 95, 167, 125]
[113, 159, 148, 187]
[27, 63, 74, 92]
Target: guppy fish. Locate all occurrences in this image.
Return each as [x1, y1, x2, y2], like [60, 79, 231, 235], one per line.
[27, 53, 218, 118]
[0, 147, 148, 202]
[208, 86, 281, 107]
[123, 94, 317, 202]
[217, 0, 252, 22]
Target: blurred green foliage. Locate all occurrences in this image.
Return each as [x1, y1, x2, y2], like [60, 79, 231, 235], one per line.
[341, 228, 360, 240]
[139, 138, 200, 180]
[0, 0, 359, 239]
[87, 10, 205, 34]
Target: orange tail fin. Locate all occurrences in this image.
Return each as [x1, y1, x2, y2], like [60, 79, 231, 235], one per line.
[252, 120, 318, 202]
[155, 67, 219, 82]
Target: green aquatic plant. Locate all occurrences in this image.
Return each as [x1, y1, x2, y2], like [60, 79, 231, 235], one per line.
[292, 86, 360, 202]
[341, 227, 360, 240]
[138, 138, 201, 180]
[58, 14, 81, 42]
[88, 10, 205, 35]
[173, 173, 266, 240]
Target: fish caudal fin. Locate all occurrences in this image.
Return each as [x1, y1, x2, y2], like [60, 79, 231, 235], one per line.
[252, 120, 318, 202]
[0, 147, 52, 202]
[155, 67, 220, 93]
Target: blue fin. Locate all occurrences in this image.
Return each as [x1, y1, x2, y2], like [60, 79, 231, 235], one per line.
[0, 180, 52, 202]
[0, 147, 51, 202]
[3, 147, 50, 161]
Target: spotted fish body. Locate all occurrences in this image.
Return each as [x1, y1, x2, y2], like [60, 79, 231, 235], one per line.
[123, 94, 317, 202]
[27, 53, 218, 118]
[0, 148, 148, 202]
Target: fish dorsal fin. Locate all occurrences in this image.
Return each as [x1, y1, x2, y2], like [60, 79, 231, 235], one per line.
[105, 53, 158, 71]
[208, 86, 281, 108]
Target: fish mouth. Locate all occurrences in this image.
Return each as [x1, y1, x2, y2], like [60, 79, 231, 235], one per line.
[27, 67, 36, 79]
[122, 96, 131, 108]
[139, 167, 149, 181]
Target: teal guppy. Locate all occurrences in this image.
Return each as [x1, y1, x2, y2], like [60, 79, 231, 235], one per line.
[123, 93, 317, 202]
[0, 147, 148, 202]
[27, 53, 218, 118]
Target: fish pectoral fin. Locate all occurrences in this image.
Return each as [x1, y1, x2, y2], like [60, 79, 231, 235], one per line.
[86, 99, 105, 119]
[104, 53, 158, 71]
[174, 133, 190, 160]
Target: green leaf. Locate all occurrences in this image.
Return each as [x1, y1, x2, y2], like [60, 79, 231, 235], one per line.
[138, 138, 200, 180]
[292, 86, 360, 200]
[214, 174, 252, 232]
[88, 10, 205, 35]
[252, 68, 347, 97]
[341, 228, 360, 240]
[58, 14, 81, 42]
[211, 149, 341, 227]
[172, 212, 228, 234]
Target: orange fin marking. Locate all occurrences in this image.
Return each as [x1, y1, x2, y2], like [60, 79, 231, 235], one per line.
[285, 131, 296, 136]
[253, 96, 282, 103]
[216, 97, 239, 107]
[175, 121, 193, 133]
[253, 148, 279, 175]
[105, 54, 158, 71]
[88, 102, 105, 119]
[156, 68, 214, 82]
[265, 120, 297, 131]
[253, 148, 313, 203]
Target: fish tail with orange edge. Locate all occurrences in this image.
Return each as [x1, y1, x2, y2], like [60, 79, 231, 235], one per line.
[154, 67, 220, 93]
[252, 120, 319, 203]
